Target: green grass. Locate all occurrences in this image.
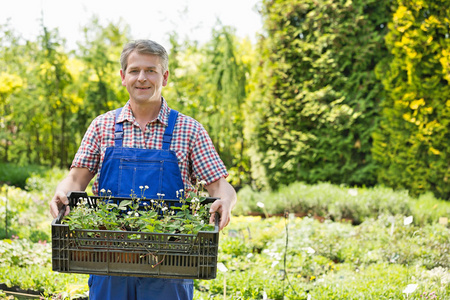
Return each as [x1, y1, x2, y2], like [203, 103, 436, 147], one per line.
[1, 175, 449, 299]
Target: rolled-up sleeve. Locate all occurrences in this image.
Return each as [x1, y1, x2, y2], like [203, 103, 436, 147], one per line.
[71, 117, 101, 174]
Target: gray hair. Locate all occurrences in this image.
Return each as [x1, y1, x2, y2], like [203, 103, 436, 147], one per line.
[120, 40, 169, 73]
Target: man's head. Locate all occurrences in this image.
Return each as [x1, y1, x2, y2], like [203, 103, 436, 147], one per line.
[120, 40, 169, 74]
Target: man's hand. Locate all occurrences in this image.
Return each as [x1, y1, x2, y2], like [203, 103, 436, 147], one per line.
[49, 167, 94, 219]
[50, 191, 70, 219]
[205, 178, 237, 231]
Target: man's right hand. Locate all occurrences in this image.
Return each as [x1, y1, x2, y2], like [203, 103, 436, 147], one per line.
[49, 167, 94, 219]
[50, 191, 70, 219]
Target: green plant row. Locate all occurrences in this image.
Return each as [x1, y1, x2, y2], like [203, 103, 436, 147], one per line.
[4, 215, 449, 299]
[0, 185, 51, 241]
[0, 238, 88, 299]
[235, 182, 450, 225]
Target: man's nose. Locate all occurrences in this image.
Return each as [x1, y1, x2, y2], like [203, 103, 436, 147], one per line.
[138, 70, 147, 81]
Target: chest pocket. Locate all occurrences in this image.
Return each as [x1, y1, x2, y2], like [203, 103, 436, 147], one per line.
[118, 157, 163, 198]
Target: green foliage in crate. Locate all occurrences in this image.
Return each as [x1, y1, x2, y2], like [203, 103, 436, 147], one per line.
[63, 188, 214, 235]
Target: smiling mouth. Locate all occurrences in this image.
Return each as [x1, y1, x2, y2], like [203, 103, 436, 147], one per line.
[136, 87, 150, 90]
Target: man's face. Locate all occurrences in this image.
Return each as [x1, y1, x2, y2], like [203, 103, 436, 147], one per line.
[120, 51, 168, 105]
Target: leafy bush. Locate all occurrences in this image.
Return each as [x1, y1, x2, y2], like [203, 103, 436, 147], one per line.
[25, 167, 71, 196]
[372, 0, 450, 200]
[0, 185, 51, 241]
[249, 0, 391, 190]
[0, 163, 47, 189]
[235, 182, 450, 225]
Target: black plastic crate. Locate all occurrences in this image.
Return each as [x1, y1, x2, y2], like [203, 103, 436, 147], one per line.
[52, 192, 219, 279]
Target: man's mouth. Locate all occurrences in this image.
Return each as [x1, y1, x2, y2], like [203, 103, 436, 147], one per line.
[136, 87, 150, 90]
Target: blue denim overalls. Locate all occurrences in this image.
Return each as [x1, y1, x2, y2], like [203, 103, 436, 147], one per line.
[88, 107, 194, 300]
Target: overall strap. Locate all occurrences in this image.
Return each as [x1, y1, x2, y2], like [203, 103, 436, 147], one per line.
[114, 107, 124, 147]
[162, 109, 179, 150]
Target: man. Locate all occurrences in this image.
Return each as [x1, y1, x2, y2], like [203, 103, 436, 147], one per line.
[49, 39, 237, 300]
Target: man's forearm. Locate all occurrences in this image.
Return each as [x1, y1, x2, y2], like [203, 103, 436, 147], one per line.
[206, 178, 237, 230]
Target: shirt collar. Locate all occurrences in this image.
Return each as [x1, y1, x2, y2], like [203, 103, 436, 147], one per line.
[117, 97, 171, 126]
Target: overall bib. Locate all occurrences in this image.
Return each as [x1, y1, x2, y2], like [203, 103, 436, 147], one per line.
[89, 107, 194, 300]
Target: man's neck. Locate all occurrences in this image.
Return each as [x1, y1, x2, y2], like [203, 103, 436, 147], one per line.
[129, 99, 162, 131]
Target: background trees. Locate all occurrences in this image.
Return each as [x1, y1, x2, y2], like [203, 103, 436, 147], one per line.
[249, 0, 391, 189]
[372, 0, 450, 199]
[1, 0, 449, 200]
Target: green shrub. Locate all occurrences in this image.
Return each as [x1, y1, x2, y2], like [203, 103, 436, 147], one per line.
[235, 182, 450, 225]
[372, 0, 450, 200]
[0, 185, 51, 241]
[249, 0, 391, 190]
[0, 163, 47, 189]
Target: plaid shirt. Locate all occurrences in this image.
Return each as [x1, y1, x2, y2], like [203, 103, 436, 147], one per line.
[72, 98, 228, 196]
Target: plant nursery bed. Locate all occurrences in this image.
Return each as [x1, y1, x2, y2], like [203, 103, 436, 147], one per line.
[52, 192, 220, 280]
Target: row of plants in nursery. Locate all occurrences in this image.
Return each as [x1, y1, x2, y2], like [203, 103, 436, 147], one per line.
[235, 182, 450, 226]
[2, 214, 449, 299]
[1, 170, 449, 298]
[0, 237, 89, 299]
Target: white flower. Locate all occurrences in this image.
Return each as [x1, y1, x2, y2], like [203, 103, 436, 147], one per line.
[161, 207, 168, 211]
[145, 185, 149, 189]
[348, 188, 358, 196]
[192, 197, 199, 203]
[127, 211, 132, 215]
[402, 284, 418, 294]
[404, 216, 413, 226]
[139, 186, 143, 190]
[257, 202, 265, 208]
[217, 262, 228, 273]
[246, 253, 254, 259]
[304, 247, 315, 254]
[135, 212, 139, 217]
[100, 189, 106, 193]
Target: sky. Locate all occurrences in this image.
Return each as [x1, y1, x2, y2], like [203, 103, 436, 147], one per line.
[0, 0, 263, 50]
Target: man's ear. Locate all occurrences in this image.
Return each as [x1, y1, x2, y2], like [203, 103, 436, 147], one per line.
[162, 70, 169, 87]
[120, 69, 126, 86]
